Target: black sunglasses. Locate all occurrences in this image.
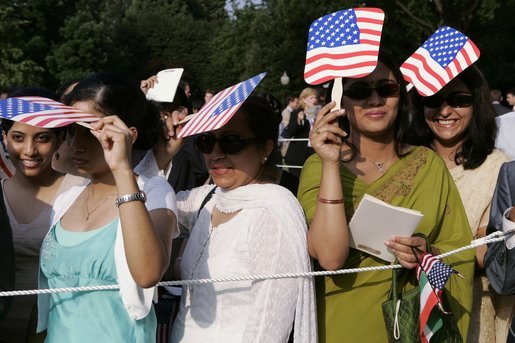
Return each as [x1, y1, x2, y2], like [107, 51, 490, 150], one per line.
[344, 82, 400, 100]
[195, 133, 259, 154]
[422, 92, 473, 109]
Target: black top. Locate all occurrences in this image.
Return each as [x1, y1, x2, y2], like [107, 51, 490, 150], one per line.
[0, 182, 14, 321]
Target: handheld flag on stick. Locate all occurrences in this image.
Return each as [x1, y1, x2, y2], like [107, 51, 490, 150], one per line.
[178, 73, 266, 138]
[0, 97, 99, 128]
[416, 252, 461, 343]
[304, 7, 384, 85]
[401, 26, 480, 96]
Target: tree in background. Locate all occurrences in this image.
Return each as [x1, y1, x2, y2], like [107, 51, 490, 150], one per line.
[0, 6, 43, 87]
[0, 0, 514, 100]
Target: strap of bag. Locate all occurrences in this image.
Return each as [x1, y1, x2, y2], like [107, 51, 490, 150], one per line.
[197, 186, 217, 219]
[388, 232, 430, 341]
[391, 268, 401, 340]
[412, 232, 431, 253]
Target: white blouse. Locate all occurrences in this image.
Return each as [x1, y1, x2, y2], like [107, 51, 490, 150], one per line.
[171, 184, 317, 343]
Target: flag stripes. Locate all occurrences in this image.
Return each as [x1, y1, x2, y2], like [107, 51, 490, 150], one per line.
[0, 97, 98, 128]
[401, 26, 480, 96]
[178, 73, 265, 138]
[304, 8, 384, 85]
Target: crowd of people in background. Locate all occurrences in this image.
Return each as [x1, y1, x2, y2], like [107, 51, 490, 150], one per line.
[3, 35, 515, 343]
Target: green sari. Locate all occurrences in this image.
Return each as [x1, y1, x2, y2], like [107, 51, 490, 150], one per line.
[298, 146, 474, 343]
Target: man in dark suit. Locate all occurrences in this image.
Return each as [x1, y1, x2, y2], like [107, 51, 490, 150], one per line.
[491, 89, 511, 116]
[167, 137, 208, 192]
[485, 161, 515, 342]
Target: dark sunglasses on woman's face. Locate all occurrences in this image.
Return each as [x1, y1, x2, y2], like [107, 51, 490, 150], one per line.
[344, 82, 400, 100]
[422, 92, 473, 109]
[195, 132, 259, 154]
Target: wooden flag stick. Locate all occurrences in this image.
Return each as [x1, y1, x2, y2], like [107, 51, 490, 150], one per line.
[331, 77, 343, 110]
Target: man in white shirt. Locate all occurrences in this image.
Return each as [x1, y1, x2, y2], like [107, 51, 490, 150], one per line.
[506, 88, 515, 111]
[496, 111, 515, 160]
[279, 96, 299, 157]
[281, 96, 299, 130]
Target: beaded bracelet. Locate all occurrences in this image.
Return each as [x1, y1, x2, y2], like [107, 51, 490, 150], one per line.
[317, 195, 344, 204]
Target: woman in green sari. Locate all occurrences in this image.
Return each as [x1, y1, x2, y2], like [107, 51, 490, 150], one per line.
[297, 50, 475, 342]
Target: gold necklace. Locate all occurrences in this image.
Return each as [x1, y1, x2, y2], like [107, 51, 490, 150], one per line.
[85, 186, 117, 221]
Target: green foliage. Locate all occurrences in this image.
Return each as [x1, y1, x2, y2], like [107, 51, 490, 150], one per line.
[46, 4, 110, 85]
[0, 0, 514, 100]
[0, 6, 44, 87]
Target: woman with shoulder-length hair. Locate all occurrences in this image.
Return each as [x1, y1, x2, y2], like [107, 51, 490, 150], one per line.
[298, 49, 475, 342]
[409, 64, 512, 342]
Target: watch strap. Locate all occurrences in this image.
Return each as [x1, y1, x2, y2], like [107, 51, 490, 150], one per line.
[115, 190, 147, 207]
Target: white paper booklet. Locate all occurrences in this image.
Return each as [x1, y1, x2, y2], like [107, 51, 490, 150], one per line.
[348, 194, 423, 262]
[146, 68, 184, 102]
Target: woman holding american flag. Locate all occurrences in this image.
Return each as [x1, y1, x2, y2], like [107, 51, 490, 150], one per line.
[36, 72, 178, 342]
[298, 50, 475, 342]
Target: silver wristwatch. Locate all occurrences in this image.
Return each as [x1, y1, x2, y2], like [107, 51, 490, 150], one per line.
[115, 190, 147, 207]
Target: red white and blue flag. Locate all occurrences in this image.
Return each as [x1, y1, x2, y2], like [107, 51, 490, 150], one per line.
[178, 73, 266, 138]
[401, 26, 480, 96]
[0, 97, 98, 128]
[416, 252, 457, 343]
[303, 7, 384, 85]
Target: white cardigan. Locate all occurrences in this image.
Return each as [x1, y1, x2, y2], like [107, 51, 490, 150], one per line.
[37, 175, 178, 332]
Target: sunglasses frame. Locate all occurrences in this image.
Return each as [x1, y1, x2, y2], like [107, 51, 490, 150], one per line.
[195, 132, 260, 155]
[422, 92, 474, 109]
[343, 82, 401, 101]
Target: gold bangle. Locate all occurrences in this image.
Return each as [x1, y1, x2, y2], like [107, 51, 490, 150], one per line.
[317, 195, 344, 204]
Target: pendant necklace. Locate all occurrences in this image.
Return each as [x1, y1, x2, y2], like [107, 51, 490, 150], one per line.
[368, 154, 396, 173]
[85, 186, 117, 221]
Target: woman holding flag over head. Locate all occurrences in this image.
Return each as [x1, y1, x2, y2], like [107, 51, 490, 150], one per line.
[36, 72, 178, 342]
[297, 49, 475, 342]
[167, 78, 316, 342]
[409, 63, 512, 342]
[0, 88, 86, 342]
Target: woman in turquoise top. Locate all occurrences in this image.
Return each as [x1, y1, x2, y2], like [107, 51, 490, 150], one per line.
[38, 72, 178, 342]
[41, 220, 157, 341]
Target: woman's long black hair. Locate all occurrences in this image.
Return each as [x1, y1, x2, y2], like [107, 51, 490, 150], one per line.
[408, 64, 496, 170]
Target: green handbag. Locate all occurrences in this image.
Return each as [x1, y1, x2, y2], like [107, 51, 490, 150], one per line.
[382, 268, 421, 343]
[382, 268, 463, 343]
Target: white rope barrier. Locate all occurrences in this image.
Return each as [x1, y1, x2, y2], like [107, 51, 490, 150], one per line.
[1, 230, 512, 298]
[278, 138, 309, 142]
[276, 164, 303, 169]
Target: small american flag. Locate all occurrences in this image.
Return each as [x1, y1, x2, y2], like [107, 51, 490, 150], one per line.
[401, 26, 480, 96]
[0, 136, 14, 178]
[178, 73, 266, 138]
[303, 7, 384, 85]
[416, 252, 458, 343]
[0, 97, 99, 128]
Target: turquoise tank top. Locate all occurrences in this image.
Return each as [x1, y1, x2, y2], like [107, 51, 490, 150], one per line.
[40, 219, 156, 342]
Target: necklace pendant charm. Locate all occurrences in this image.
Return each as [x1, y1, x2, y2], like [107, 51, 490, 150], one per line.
[373, 162, 385, 173]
